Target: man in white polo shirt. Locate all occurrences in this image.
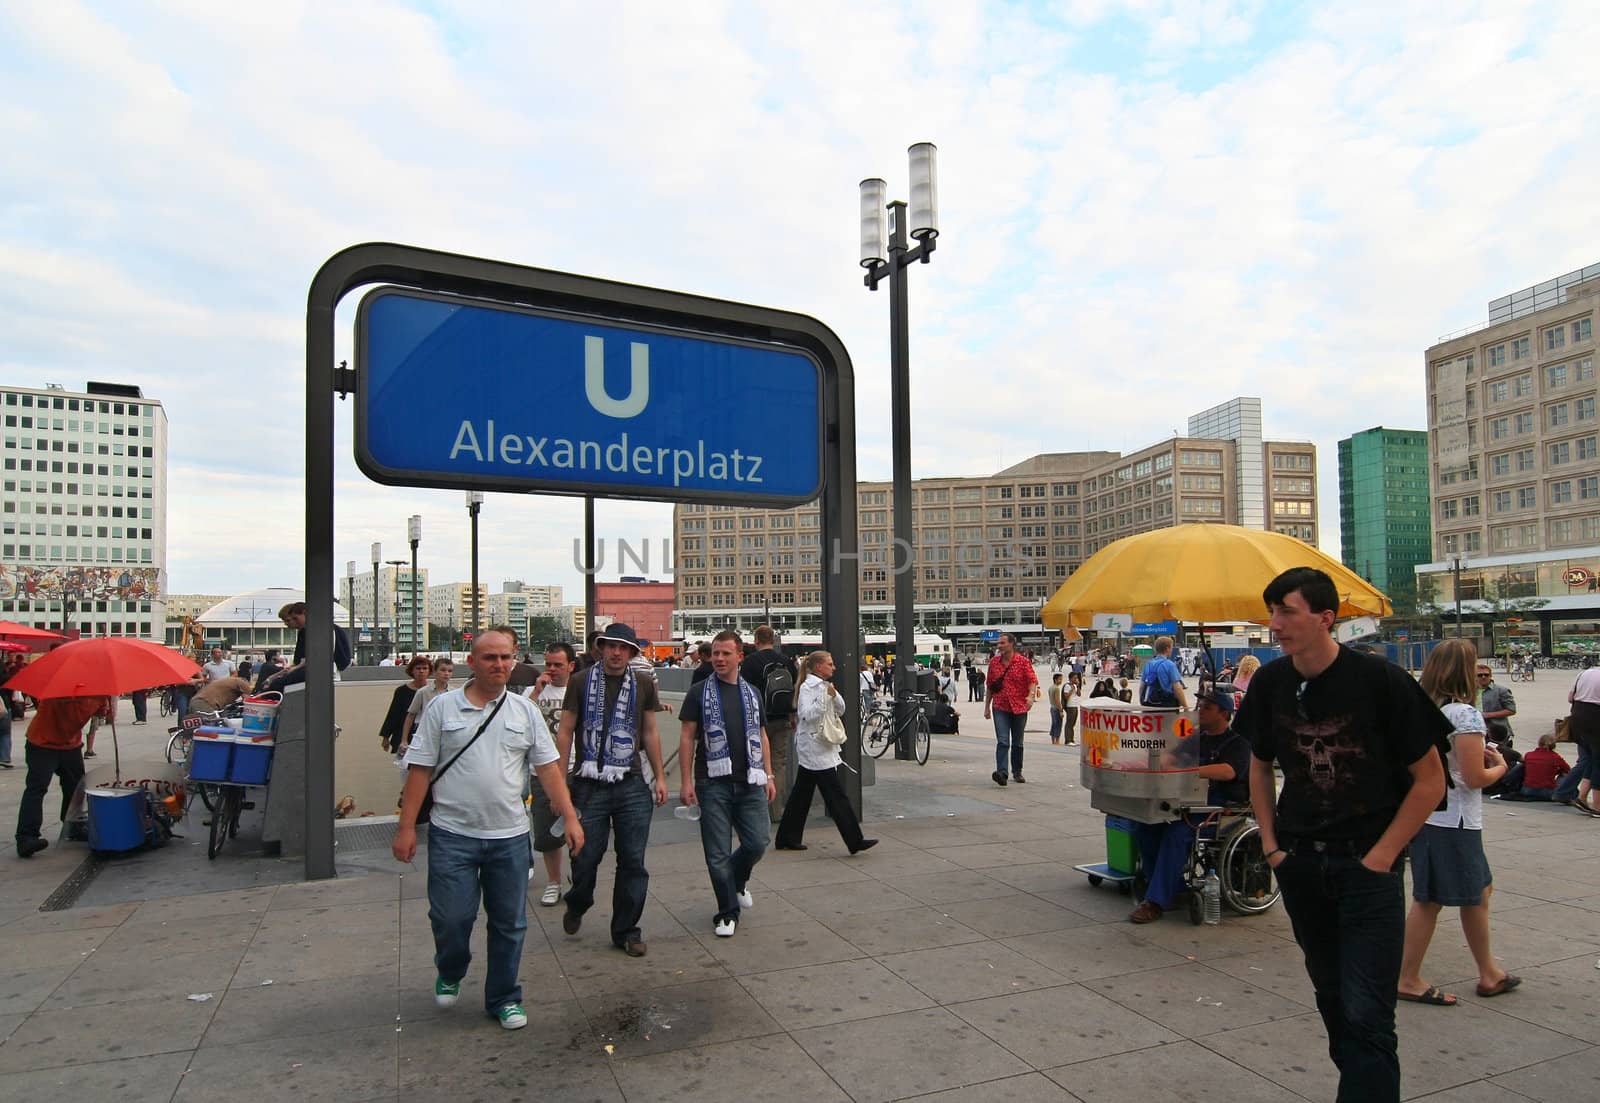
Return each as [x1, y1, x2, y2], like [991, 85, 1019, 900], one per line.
[393, 629, 585, 1030]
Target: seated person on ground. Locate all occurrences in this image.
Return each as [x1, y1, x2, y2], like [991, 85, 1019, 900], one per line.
[1506, 732, 1569, 800]
[1128, 689, 1252, 925]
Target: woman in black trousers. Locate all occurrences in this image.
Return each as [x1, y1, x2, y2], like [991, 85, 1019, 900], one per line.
[775, 651, 876, 855]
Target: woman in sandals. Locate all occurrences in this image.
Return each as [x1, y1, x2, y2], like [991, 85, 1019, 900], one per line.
[1397, 639, 1520, 1006]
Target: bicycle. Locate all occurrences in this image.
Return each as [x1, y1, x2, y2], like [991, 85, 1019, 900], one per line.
[159, 684, 178, 717]
[204, 782, 256, 859]
[863, 693, 931, 765]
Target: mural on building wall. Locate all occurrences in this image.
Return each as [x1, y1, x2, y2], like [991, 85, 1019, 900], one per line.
[0, 565, 161, 601]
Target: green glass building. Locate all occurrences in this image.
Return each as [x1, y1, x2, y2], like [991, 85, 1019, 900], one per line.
[1338, 427, 1432, 610]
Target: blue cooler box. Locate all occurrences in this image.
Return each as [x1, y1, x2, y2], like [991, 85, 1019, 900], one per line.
[189, 731, 234, 782]
[87, 788, 147, 853]
[229, 737, 274, 785]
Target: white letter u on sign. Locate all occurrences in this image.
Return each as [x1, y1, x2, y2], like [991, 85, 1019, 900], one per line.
[584, 336, 649, 419]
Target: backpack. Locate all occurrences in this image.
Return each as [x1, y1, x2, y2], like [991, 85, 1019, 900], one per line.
[1140, 661, 1179, 708]
[761, 659, 795, 720]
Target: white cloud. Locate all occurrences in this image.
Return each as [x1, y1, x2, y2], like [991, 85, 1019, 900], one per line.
[2, 0, 1597, 602]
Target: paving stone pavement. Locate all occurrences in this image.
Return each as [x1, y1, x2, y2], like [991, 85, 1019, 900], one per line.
[1, 666, 1597, 1101]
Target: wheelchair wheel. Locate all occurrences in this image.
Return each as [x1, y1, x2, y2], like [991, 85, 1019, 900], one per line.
[1218, 821, 1281, 914]
[1187, 893, 1203, 926]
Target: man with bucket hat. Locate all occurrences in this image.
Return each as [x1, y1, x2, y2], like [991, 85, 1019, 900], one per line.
[555, 622, 668, 958]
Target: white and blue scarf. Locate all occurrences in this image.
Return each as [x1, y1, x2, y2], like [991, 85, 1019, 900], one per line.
[579, 665, 636, 782]
[701, 675, 767, 785]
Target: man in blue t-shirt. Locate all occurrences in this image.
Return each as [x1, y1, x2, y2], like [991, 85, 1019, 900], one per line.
[1140, 636, 1190, 709]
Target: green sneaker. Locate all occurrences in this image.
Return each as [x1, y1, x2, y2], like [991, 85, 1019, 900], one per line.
[498, 1003, 528, 1030]
[434, 977, 461, 1008]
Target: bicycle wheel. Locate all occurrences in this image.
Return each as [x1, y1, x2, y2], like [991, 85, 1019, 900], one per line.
[865, 713, 892, 758]
[1218, 821, 1281, 914]
[164, 729, 191, 765]
[207, 787, 233, 859]
[914, 713, 931, 764]
[228, 789, 242, 839]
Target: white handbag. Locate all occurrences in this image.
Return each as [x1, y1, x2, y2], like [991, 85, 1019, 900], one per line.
[818, 702, 849, 746]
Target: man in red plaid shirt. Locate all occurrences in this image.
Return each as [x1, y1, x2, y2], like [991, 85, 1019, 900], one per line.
[984, 634, 1040, 785]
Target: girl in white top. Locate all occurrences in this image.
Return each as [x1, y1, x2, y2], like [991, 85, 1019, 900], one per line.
[1398, 639, 1518, 1006]
[772, 650, 876, 855]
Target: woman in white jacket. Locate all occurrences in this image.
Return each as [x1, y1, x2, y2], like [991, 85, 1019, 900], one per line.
[773, 651, 877, 854]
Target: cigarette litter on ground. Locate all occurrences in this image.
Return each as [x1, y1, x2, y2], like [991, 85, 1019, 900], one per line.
[186, 993, 214, 1002]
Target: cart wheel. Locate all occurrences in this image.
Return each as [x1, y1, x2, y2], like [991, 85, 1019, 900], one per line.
[1187, 893, 1203, 926]
[1087, 874, 1103, 888]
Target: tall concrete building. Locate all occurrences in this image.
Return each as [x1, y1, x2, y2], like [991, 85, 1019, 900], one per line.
[1188, 397, 1265, 530]
[1421, 263, 1600, 653]
[672, 398, 1317, 642]
[347, 565, 428, 653]
[425, 581, 490, 637]
[0, 382, 168, 639]
[1337, 427, 1432, 606]
[502, 581, 563, 610]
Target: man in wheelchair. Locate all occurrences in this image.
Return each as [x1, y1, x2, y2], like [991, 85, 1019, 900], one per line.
[1129, 688, 1253, 924]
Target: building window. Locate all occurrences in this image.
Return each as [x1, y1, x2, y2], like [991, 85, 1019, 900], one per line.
[1487, 380, 1508, 403]
[1545, 327, 1566, 352]
[1582, 476, 1600, 500]
[1439, 499, 1458, 520]
[1492, 490, 1512, 513]
[1489, 417, 1509, 440]
[1575, 318, 1592, 343]
[1579, 397, 1596, 422]
[1517, 486, 1536, 509]
[1490, 453, 1511, 477]
[1548, 404, 1570, 429]
[1550, 441, 1571, 465]
[1487, 343, 1505, 366]
[1582, 437, 1599, 460]
[1549, 364, 1569, 389]
[1552, 480, 1574, 505]
[1578, 357, 1595, 382]
[1514, 412, 1533, 434]
[1512, 336, 1530, 360]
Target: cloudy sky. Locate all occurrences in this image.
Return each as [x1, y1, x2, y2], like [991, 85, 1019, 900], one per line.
[4, 1, 1597, 604]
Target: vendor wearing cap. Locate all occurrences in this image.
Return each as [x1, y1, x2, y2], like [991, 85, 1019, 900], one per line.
[1128, 688, 1253, 924]
[555, 622, 668, 958]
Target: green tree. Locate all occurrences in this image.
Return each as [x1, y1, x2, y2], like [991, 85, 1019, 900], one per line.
[527, 614, 566, 646]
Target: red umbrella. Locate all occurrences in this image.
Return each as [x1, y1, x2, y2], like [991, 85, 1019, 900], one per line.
[0, 620, 66, 641]
[6, 639, 203, 783]
[0, 640, 28, 652]
[5, 638, 201, 700]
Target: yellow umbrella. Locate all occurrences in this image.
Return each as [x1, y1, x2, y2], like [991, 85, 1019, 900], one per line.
[1041, 523, 1390, 629]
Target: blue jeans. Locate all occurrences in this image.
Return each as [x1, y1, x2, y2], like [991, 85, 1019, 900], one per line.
[992, 708, 1027, 776]
[565, 773, 654, 946]
[1554, 740, 1596, 802]
[696, 776, 769, 923]
[1274, 850, 1405, 1103]
[1048, 707, 1063, 743]
[0, 709, 11, 763]
[1134, 818, 1204, 909]
[426, 825, 531, 1013]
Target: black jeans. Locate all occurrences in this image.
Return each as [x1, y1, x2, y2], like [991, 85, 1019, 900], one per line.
[17, 742, 85, 842]
[564, 774, 654, 947]
[1274, 850, 1405, 1103]
[775, 765, 865, 851]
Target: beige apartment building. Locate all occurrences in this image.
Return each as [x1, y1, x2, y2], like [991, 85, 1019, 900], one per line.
[672, 397, 1317, 642]
[1421, 263, 1600, 654]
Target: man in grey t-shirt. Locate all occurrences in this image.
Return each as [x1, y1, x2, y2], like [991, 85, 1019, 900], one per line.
[393, 631, 583, 1031]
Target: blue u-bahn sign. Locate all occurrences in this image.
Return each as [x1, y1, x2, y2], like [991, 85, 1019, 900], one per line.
[356, 288, 824, 505]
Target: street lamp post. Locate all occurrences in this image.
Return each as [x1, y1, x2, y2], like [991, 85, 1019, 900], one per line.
[386, 560, 406, 660]
[1453, 555, 1465, 639]
[860, 142, 939, 759]
[345, 560, 356, 637]
[465, 492, 483, 639]
[370, 542, 382, 665]
[408, 514, 422, 657]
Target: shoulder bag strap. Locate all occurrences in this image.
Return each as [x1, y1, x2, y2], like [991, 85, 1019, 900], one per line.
[430, 693, 508, 789]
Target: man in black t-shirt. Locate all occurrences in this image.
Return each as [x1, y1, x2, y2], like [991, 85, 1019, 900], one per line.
[681, 630, 775, 938]
[1235, 568, 1448, 1103]
[739, 625, 796, 821]
[1129, 690, 1252, 924]
[555, 624, 667, 957]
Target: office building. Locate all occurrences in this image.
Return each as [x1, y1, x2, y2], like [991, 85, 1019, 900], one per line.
[1420, 263, 1600, 653]
[502, 581, 563, 609]
[347, 565, 428, 653]
[0, 382, 168, 639]
[594, 580, 675, 643]
[672, 398, 1317, 641]
[1337, 427, 1432, 606]
[425, 581, 490, 637]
